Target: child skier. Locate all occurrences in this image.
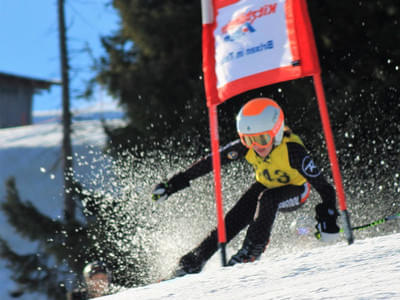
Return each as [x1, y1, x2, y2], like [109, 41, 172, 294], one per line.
[152, 98, 340, 274]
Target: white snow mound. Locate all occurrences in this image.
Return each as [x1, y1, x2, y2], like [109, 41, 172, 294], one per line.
[99, 233, 400, 300]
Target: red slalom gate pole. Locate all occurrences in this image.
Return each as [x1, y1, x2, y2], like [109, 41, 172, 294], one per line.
[208, 105, 228, 266]
[201, 0, 227, 266]
[313, 74, 354, 244]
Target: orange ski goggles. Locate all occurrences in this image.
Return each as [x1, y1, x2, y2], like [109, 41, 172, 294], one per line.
[239, 130, 274, 149]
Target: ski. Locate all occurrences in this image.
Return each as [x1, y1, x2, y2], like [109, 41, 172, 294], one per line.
[157, 267, 193, 283]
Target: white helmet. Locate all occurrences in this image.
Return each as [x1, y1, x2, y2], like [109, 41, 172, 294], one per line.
[236, 98, 285, 148]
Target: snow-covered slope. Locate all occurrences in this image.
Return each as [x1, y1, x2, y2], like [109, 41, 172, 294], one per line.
[100, 233, 400, 300]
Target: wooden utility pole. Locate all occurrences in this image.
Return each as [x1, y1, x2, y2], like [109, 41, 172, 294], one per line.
[58, 0, 75, 221]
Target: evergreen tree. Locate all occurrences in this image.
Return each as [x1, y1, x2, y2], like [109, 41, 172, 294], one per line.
[94, 0, 400, 162]
[95, 0, 210, 153]
[0, 177, 149, 299]
[0, 177, 81, 299]
[306, 0, 400, 183]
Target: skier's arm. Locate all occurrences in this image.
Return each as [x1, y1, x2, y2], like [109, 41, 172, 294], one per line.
[287, 142, 337, 209]
[152, 140, 247, 202]
[287, 142, 340, 240]
[184, 139, 246, 180]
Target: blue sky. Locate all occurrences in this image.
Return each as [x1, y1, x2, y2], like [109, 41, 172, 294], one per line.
[0, 0, 120, 111]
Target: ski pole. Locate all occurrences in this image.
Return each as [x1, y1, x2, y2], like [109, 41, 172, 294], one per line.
[350, 212, 400, 231]
[314, 212, 400, 239]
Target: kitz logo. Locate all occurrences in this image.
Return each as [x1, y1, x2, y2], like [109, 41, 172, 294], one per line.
[222, 3, 277, 42]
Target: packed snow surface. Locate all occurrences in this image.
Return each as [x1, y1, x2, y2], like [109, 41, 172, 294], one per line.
[99, 233, 400, 300]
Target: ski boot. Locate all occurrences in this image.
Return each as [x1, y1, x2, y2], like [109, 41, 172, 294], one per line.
[173, 251, 207, 277]
[228, 239, 268, 266]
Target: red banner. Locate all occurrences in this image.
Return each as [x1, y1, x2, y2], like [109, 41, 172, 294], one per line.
[202, 0, 320, 106]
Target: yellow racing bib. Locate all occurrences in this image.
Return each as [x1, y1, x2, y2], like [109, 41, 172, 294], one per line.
[245, 133, 307, 188]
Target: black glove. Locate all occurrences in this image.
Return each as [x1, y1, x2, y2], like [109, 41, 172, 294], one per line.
[315, 203, 340, 242]
[151, 172, 190, 203]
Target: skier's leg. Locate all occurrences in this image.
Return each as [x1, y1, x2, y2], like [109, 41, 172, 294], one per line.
[228, 184, 307, 266]
[177, 182, 265, 273]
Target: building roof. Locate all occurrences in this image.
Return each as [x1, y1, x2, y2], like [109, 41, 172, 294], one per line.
[0, 71, 61, 90]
